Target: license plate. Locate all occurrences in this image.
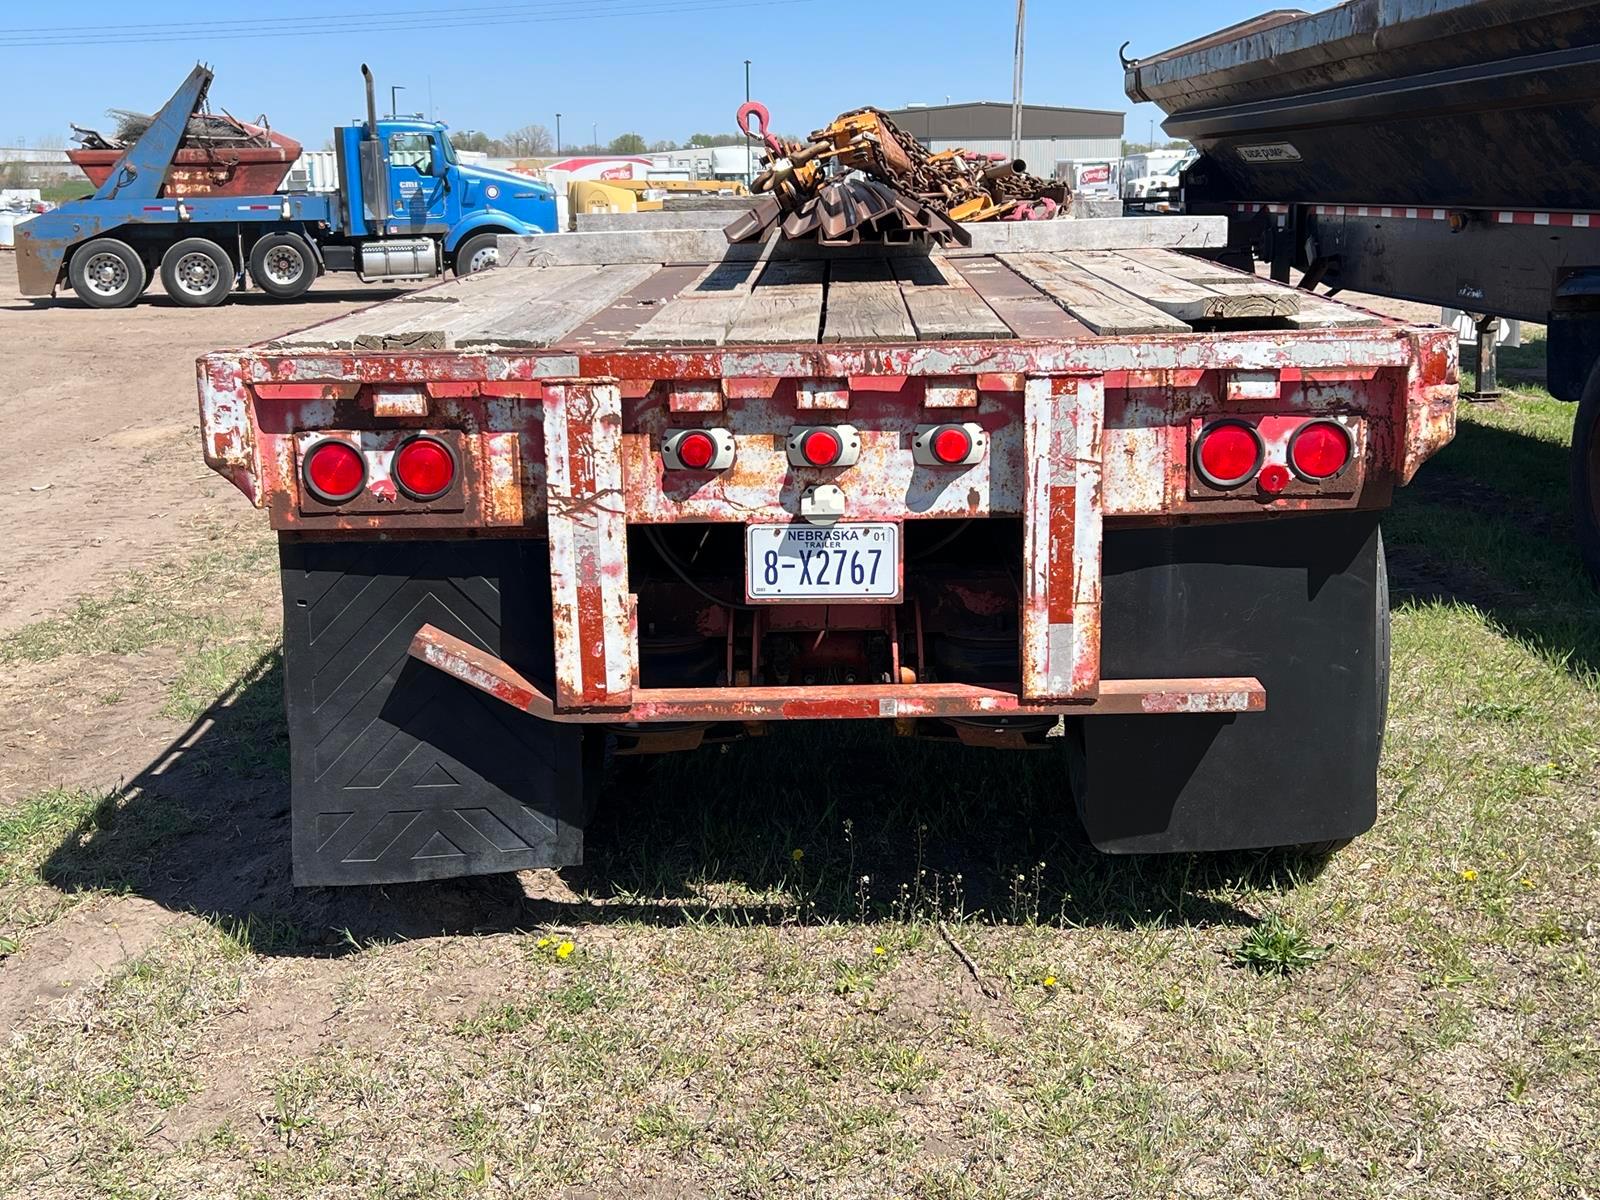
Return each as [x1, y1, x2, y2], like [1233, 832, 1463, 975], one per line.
[746, 522, 901, 602]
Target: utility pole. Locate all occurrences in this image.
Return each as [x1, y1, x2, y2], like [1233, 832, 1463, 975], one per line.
[390, 85, 405, 119]
[593, 123, 598, 151]
[556, 113, 562, 155]
[744, 59, 753, 185]
[1010, 1, 1026, 163]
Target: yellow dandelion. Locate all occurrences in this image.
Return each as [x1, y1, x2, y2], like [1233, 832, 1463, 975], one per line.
[1520, 878, 1535, 889]
[1042, 975, 1057, 988]
[536, 937, 551, 948]
[1461, 868, 1478, 882]
[555, 940, 575, 959]
[873, 945, 887, 956]
[791, 848, 804, 863]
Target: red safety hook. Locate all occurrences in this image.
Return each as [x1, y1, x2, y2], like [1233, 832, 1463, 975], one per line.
[737, 101, 784, 157]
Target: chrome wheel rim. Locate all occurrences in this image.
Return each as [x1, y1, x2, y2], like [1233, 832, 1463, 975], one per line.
[174, 251, 220, 296]
[262, 246, 305, 286]
[467, 244, 498, 273]
[82, 251, 129, 297]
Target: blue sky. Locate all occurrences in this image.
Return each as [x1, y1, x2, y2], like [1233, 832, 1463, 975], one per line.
[2, 1, 1331, 150]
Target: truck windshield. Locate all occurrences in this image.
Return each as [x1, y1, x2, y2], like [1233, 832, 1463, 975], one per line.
[440, 134, 459, 166]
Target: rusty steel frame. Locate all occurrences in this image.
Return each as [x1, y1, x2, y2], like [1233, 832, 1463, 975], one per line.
[408, 623, 1266, 723]
[199, 321, 1456, 724]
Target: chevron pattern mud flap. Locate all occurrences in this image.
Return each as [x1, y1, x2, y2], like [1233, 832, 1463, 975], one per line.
[280, 536, 587, 887]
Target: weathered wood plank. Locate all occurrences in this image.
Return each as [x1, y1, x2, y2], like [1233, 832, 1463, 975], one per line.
[725, 259, 827, 345]
[456, 264, 658, 348]
[561, 264, 708, 348]
[1000, 253, 1190, 335]
[891, 255, 1012, 340]
[1070, 250, 1299, 321]
[1282, 292, 1386, 329]
[822, 259, 917, 343]
[949, 257, 1095, 340]
[1117, 247, 1244, 285]
[497, 216, 1228, 268]
[629, 260, 763, 347]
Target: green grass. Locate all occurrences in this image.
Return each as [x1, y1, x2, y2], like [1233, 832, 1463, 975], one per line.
[0, 384, 1598, 1197]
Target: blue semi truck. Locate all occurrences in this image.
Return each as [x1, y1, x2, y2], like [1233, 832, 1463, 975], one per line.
[16, 65, 557, 308]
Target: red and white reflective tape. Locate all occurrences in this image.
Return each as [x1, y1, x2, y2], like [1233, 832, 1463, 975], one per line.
[237, 204, 277, 211]
[1496, 210, 1594, 227]
[1235, 201, 1600, 227]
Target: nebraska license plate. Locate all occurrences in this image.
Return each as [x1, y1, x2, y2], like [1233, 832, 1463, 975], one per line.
[745, 522, 901, 603]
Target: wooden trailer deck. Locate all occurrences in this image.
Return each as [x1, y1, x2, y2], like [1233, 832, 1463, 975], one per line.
[268, 227, 1381, 356]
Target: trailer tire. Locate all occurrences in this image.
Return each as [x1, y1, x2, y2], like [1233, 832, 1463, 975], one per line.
[453, 231, 502, 277]
[68, 238, 147, 309]
[159, 237, 234, 307]
[1571, 361, 1600, 588]
[248, 233, 317, 300]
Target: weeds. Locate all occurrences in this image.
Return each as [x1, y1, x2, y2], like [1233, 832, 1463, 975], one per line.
[1231, 913, 1330, 975]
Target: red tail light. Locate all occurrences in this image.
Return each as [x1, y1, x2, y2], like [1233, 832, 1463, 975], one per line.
[393, 436, 457, 500]
[931, 426, 973, 465]
[663, 428, 735, 471]
[675, 430, 717, 470]
[303, 440, 365, 503]
[800, 428, 842, 466]
[1290, 420, 1353, 480]
[1195, 421, 1263, 488]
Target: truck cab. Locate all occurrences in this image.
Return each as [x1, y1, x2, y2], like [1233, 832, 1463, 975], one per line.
[336, 118, 557, 274]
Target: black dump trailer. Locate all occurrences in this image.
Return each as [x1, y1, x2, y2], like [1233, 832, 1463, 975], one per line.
[1125, 0, 1600, 579]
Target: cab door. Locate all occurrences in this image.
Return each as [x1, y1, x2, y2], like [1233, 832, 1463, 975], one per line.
[385, 131, 450, 230]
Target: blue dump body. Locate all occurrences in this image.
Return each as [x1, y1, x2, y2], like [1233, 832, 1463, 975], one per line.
[17, 64, 557, 302]
[1125, 0, 1600, 210]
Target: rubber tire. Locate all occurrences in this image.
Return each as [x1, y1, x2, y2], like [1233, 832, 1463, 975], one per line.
[159, 237, 234, 308]
[453, 231, 501, 277]
[1571, 360, 1600, 589]
[248, 233, 317, 300]
[68, 237, 147, 309]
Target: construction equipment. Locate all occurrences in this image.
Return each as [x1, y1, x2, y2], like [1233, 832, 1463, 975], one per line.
[725, 102, 1067, 246]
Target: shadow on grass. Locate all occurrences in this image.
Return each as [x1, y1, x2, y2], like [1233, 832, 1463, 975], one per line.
[35, 652, 1329, 954]
[1384, 414, 1600, 677]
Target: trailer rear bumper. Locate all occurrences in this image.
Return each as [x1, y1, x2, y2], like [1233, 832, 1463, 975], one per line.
[408, 622, 1266, 722]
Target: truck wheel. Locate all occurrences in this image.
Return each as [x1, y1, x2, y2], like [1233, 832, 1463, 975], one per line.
[68, 238, 147, 309]
[1571, 360, 1600, 588]
[160, 238, 234, 307]
[248, 233, 316, 300]
[453, 231, 501, 277]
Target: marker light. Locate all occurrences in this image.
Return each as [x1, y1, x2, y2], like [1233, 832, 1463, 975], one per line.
[1289, 420, 1353, 480]
[1194, 421, 1263, 488]
[393, 436, 456, 501]
[303, 440, 365, 503]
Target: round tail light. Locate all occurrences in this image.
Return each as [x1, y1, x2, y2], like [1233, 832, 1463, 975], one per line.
[393, 436, 456, 501]
[304, 440, 365, 503]
[1289, 420, 1353, 480]
[675, 430, 717, 470]
[800, 428, 842, 467]
[930, 425, 974, 465]
[1195, 421, 1263, 488]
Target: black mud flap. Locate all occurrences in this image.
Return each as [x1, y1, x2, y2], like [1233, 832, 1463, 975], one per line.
[1077, 512, 1387, 853]
[280, 536, 587, 887]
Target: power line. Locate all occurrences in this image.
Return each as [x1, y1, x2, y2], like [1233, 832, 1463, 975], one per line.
[0, 0, 820, 47]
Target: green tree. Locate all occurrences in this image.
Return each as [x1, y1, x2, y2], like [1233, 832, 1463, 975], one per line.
[685, 132, 745, 148]
[608, 132, 647, 154]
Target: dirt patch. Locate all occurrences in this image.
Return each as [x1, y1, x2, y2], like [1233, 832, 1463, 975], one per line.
[0, 254, 411, 636]
[0, 895, 182, 1026]
[152, 962, 344, 1145]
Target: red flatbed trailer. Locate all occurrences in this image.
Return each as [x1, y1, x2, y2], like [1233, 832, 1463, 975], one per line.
[198, 218, 1456, 886]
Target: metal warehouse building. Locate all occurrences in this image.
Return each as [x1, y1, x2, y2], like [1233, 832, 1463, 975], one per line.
[882, 102, 1124, 177]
